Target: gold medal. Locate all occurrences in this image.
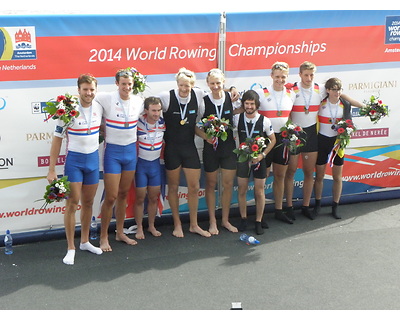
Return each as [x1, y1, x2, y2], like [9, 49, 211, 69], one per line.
[150, 146, 155, 151]
[180, 119, 186, 125]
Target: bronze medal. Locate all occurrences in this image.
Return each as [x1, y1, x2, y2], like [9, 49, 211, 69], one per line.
[305, 108, 309, 115]
[276, 111, 282, 117]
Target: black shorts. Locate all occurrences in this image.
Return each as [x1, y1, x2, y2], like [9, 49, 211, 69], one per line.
[202, 142, 237, 172]
[236, 159, 267, 179]
[164, 142, 201, 170]
[265, 133, 289, 167]
[292, 123, 318, 154]
[316, 133, 344, 166]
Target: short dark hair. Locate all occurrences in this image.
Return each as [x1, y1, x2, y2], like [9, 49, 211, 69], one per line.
[241, 90, 260, 109]
[325, 77, 342, 90]
[144, 96, 162, 110]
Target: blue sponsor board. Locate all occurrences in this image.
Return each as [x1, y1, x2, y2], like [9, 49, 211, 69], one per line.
[385, 16, 400, 44]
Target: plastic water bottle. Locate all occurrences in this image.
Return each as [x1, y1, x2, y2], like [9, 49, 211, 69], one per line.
[4, 230, 13, 255]
[90, 216, 97, 240]
[240, 233, 260, 245]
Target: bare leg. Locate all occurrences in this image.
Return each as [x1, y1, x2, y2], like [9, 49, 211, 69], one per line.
[146, 186, 162, 237]
[184, 168, 211, 237]
[301, 152, 317, 206]
[62, 182, 81, 265]
[314, 164, 326, 201]
[134, 187, 147, 240]
[220, 169, 237, 233]
[237, 177, 249, 219]
[205, 170, 219, 235]
[332, 165, 343, 203]
[100, 173, 119, 252]
[166, 167, 184, 237]
[114, 170, 137, 245]
[273, 163, 288, 210]
[254, 178, 266, 222]
[80, 183, 99, 244]
[284, 154, 299, 208]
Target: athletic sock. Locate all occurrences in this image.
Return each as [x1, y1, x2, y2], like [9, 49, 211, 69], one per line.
[63, 249, 75, 265]
[80, 242, 103, 255]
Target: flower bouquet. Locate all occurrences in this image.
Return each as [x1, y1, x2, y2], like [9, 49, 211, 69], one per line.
[201, 114, 231, 150]
[279, 120, 305, 161]
[124, 67, 147, 95]
[360, 95, 389, 124]
[44, 93, 80, 131]
[328, 119, 357, 166]
[233, 135, 269, 163]
[37, 176, 71, 209]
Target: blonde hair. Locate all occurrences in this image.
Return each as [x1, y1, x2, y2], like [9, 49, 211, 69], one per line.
[175, 67, 196, 85]
[299, 61, 316, 73]
[206, 68, 225, 82]
[271, 61, 289, 73]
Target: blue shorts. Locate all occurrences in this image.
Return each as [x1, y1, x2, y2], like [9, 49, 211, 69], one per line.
[64, 150, 99, 185]
[135, 158, 162, 188]
[103, 142, 137, 174]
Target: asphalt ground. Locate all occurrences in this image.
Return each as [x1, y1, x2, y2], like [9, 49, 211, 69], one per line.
[1, 196, 400, 314]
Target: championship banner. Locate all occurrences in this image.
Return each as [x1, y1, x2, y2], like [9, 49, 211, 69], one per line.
[224, 10, 400, 202]
[0, 13, 221, 235]
[2, 11, 400, 238]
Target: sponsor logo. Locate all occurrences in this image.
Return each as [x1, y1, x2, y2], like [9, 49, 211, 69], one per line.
[0, 26, 37, 61]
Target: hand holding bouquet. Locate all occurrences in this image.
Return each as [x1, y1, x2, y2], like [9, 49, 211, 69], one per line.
[41, 176, 71, 209]
[328, 119, 356, 166]
[201, 114, 231, 150]
[44, 93, 80, 131]
[360, 95, 388, 124]
[279, 120, 305, 158]
[333, 119, 356, 155]
[233, 135, 269, 163]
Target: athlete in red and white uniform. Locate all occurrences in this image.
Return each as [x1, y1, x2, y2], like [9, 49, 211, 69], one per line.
[314, 78, 353, 220]
[285, 61, 364, 220]
[284, 62, 324, 220]
[255, 62, 296, 225]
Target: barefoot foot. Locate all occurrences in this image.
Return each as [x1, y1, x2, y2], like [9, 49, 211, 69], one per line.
[190, 225, 211, 237]
[222, 221, 238, 233]
[100, 238, 112, 252]
[208, 223, 219, 235]
[135, 227, 145, 240]
[116, 233, 138, 245]
[172, 225, 184, 238]
[148, 226, 162, 237]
